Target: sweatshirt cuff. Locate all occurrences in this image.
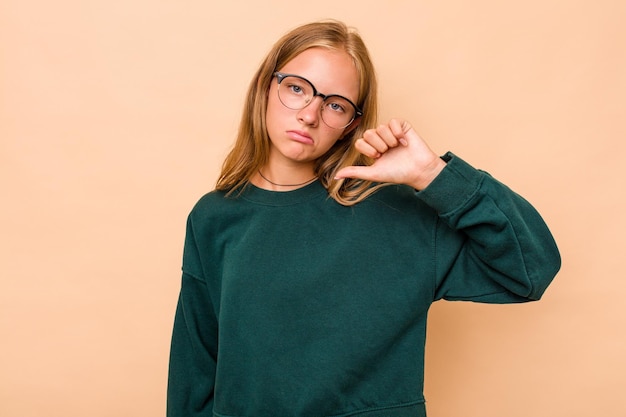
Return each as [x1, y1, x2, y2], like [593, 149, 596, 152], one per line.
[415, 152, 484, 215]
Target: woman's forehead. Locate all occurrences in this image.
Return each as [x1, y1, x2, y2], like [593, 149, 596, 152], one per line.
[278, 48, 359, 99]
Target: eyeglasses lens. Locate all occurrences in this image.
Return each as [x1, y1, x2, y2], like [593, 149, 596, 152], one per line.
[277, 75, 356, 129]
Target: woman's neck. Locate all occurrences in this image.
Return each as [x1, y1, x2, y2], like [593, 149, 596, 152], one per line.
[252, 164, 318, 191]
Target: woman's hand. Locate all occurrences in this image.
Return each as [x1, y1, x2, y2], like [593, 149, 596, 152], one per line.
[335, 118, 446, 190]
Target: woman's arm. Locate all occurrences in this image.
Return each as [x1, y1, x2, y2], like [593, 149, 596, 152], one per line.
[167, 217, 218, 416]
[336, 119, 561, 302]
[422, 153, 561, 302]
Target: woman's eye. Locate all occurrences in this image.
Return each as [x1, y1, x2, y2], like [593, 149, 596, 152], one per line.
[287, 84, 303, 94]
[327, 102, 346, 113]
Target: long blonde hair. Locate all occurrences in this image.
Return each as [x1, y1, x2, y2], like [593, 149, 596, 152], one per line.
[216, 20, 383, 206]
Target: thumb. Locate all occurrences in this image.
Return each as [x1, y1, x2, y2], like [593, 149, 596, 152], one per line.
[334, 165, 378, 181]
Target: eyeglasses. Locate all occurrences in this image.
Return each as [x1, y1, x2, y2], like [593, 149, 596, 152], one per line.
[274, 72, 363, 129]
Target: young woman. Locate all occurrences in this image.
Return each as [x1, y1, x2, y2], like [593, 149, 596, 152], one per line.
[167, 20, 561, 417]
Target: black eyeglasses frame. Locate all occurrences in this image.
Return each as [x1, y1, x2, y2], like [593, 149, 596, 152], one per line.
[273, 71, 363, 128]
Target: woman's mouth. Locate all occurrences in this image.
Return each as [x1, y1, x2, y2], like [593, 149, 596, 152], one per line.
[286, 130, 314, 144]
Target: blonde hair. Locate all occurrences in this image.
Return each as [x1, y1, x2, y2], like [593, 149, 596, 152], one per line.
[216, 20, 383, 206]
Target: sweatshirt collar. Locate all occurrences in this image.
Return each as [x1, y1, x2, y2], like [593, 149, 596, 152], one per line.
[238, 180, 327, 206]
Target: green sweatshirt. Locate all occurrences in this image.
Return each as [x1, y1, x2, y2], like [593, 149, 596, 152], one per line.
[167, 153, 560, 417]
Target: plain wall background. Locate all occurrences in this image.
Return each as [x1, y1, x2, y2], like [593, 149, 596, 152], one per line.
[1, 0, 624, 416]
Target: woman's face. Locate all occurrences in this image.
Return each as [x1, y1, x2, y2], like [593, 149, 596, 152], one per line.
[265, 47, 360, 168]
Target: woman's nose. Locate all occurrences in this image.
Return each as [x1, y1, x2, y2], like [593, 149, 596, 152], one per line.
[296, 96, 323, 126]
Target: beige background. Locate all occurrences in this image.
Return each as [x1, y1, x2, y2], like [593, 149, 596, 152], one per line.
[1, 0, 625, 416]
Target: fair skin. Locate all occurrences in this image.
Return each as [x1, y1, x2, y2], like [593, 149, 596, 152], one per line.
[253, 47, 359, 190]
[253, 47, 446, 191]
[336, 119, 447, 191]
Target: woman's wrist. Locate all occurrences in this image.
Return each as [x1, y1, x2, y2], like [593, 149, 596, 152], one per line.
[409, 156, 447, 191]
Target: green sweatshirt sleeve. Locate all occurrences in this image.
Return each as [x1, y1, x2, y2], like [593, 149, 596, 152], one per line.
[417, 152, 561, 303]
[167, 217, 218, 416]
